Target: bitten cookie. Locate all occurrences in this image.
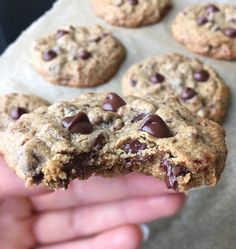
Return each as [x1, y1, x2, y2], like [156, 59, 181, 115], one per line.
[32, 25, 126, 87]
[0, 92, 227, 192]
[90, 0, 171, 28]
[122, 53, 230, 123]
[0, 93, 49, 132]
[172, 3, 236, 60]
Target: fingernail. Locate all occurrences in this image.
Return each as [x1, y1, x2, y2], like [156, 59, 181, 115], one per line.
[139, 224, 150, 242]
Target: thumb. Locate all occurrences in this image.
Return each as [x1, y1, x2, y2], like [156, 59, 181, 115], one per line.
[0, 155, 51, 198]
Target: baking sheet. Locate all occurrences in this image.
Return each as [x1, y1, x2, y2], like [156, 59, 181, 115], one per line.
[0, 0, 235, 248]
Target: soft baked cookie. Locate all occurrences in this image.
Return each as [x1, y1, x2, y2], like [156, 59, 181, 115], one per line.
[0, 93, 49, 132]
[0, 92, 227, 192]
[90, 0, 171, 28]
[172, 3, 236, 60]
[32, 25, 126, 87]
[122, 53, 230, 123]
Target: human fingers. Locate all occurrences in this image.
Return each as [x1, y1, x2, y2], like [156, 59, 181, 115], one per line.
[0, 156, 50, 198]
[36, 225, 143, 249]
[33, 193, 185, 244]
[32, 173, 176, 211]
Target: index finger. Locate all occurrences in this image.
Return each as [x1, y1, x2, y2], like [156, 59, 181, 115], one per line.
[32, 173, 176, 211]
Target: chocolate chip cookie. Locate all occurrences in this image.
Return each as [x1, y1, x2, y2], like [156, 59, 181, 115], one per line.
[90, 0, 171, 28]
[172, 3, 236, 60]
[31, 25, 126, 87]
[122, 53, 230, 123]
[0, 92, 227, 192]
[0, 93, 49, 132]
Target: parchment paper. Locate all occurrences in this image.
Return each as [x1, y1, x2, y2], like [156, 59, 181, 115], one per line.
[0, 0, 235, 248]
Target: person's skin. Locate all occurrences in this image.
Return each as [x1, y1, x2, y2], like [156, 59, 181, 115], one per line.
[0, 155, 186, 249]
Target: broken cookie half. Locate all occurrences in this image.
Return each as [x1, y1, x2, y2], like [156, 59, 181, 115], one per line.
[0, 92, 227, 192]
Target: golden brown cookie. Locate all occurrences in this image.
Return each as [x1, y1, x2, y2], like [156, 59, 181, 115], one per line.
[122, 53, 230, 123]
[90, 0, 171, 28]
[0, 92, 227, 192]
[172, 3, 236, 60]
[32, 25, 126, 87]
[0, 93, 49, 132]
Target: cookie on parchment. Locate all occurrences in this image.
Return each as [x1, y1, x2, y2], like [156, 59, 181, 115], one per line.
[172, 3, 236, 60]
[0, 93, 49, 132]
[32, 25, 126, 88]
[90, 0, 172, 28]
[0, 92, 227, 192]
[122, 53, 230, 123]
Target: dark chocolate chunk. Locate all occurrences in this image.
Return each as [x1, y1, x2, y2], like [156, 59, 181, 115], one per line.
[196, 16, 208, 25]
[180, 87, 197, 101]
[62, 112, 93, 134]
[224, 27, 236, 38]
[206, 4, 220, 13]
[140, 114, 172, 139]
[78, 50, 92, 60]
[130, 79, 137, 86]
[149, 73, 165, 84]
[63, 153, 92, 180]
[42, 50, 57, 61]
[56, 30, 69, 39]
[32, 172, 44, 185]
[122, 139, 147, 154]
[127, 0, 139, 6]
[131, 113, 146, 123]
[161, 159, 188, 190]
[193, 69, 209, 82]
[92, 134, 105, 150]
[102, 92, 126, 112]
[9, 107, 28, 120]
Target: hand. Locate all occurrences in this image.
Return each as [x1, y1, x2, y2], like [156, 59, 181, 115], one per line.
[0, 156, 186, 249]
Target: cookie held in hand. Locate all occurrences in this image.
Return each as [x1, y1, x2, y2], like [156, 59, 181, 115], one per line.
[0, 93, 227, 192]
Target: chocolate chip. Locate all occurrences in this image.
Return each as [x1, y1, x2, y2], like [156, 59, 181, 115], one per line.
[63, 153, 92, 180]
[180, 87, 197, 101]
[224, 27, 236, 38]
[130, 79, 137, 86]
[42, 50, 57, 61]
[140, 114, 172, 139]
[206, 4, 220, 13]
[92, 134, 105, 150]
[196, 16, 208, 25]
[161, 159, 188, 190]
[10, 107, 28, 120]
[193, 69, 209, 82]
[122, 139, 147, 154]
[56, 29, 69, 39]
[32, 172, 44, 184]
[78, 50, 92, 60]
[127, 0, 139, 6]
[131, 113, 146, 123]
[149, 73, 165, 84]
[62, 112, 93, 134]
[102, 92, 126, 112]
